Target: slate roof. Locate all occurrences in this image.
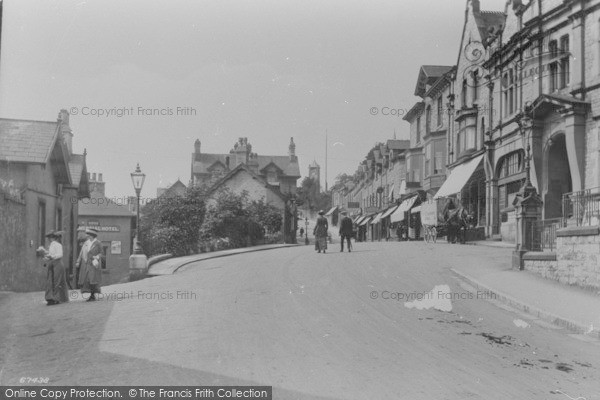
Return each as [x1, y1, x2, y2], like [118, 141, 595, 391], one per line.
[0, 118, 59, 163]
[204, 163, 287, 200]
[68, 154, 85, 187]
[386, 140, 410, 151]
[192, 153, 300, 177]
[474, 11, 505, 43]
[414, 66, 454, 97]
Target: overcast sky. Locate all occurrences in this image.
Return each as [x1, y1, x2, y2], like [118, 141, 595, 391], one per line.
[0, 0, 507, 198]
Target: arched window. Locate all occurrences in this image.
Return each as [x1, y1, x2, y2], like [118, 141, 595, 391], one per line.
[498, 151, 524, 179]
[480, 117, 485, 149]
[462, 79, 468, 107]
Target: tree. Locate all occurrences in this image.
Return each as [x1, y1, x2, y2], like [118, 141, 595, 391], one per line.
[140, 185, 206, 256]
[297, 177, 331, 212]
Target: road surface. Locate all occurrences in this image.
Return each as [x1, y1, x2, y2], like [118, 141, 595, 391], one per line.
[1, 241, 599, 399]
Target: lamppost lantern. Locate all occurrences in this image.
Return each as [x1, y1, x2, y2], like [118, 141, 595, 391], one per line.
[130, 163, 146, 255]
[130, 163, 146, 196]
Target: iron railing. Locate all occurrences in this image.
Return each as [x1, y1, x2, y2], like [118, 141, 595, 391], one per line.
[562, 187, 600, 227]
[529, 218, 561, 251]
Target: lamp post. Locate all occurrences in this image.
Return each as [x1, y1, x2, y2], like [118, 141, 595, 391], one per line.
[304, 217, 309, 245]
[130, 163, 146, 254]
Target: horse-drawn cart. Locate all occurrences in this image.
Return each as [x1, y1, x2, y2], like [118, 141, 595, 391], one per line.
[420, 199, 444, 243]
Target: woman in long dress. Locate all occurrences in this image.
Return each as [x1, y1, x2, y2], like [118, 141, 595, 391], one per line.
[313, 210, 329, 254]
[43, 231, 69, 306]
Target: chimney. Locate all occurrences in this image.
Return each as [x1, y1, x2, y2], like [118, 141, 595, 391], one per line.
[225, 156, 230, 169]
[58, 109, 73, 155]
[289, 137, 297, 162]
[194, 139, 201, 154]
[471, 0, 480, 12]
[89, 172, 106, 197]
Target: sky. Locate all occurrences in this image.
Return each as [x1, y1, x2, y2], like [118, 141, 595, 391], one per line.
[0, 0, 507, 199]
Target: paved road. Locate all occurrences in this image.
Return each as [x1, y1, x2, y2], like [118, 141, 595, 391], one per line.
[1, 241, 599, 399]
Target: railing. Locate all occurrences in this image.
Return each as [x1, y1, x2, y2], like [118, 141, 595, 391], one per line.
[529, 218, 561, 252]
[562, 187, 600, 227]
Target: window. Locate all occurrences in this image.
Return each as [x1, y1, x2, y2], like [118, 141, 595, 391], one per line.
[437, 97, 443, 127]
[472, 69, 479, 102]
[462, 79, 468, 107]
[499, 151, 523, 179]
[416, 116, 421, 143]
[38, 200, 46, 247]
[480, 117, 485, 149]
[559, 35, 570, 88]
[56, 208, 62, 231]
[424, 144, 431, 177]
[503, 69, 516, 116]
[425, 105, 431, 136]
[434, 151, 443, 174]
[549, 40, 558, 92]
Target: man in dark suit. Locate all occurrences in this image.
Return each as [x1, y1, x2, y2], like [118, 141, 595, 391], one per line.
[339, 211, 354, 252]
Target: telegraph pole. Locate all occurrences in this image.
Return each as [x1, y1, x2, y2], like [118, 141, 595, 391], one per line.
[325, 129, 328, 192]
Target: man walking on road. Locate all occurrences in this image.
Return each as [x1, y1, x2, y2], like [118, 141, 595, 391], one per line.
[339, 211, 353, 252]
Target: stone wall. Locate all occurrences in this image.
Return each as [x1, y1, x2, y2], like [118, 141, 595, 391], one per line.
[524, 226, 600, 290]
[0, 193, 27, 291]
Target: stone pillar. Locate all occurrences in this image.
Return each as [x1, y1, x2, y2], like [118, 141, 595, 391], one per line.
[512, 186, 543, 270]
[563, 110, 587, 192]
[129, 236, 148, 281]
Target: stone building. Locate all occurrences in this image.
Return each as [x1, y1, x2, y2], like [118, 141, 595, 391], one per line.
[0, 110, 89, 292]
[191, 137, 300, 196]
[195, 137, 301, 244]
[78, 172, 135, 286]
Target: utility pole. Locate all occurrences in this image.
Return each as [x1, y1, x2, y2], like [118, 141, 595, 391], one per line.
[325, 129, 328, 192]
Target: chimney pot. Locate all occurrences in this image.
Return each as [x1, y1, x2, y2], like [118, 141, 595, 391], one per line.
[98, 173, 103, 182]
[92, 173, 97, 181]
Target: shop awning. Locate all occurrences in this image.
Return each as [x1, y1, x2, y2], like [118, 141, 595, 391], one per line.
[434, 154, 484, 199]
[358, 215, 372, 226]
[325, 206, 338, 216]
[380, 205, 399, 219]
[353, 215, 363, 224]
[371, 212, 383, 225]
[411, 205, 421, 214]
[390, 196, 419, 223]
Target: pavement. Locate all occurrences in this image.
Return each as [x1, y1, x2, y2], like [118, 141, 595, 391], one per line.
[147, 243, 300, 275]
[447, 239, 600, 339]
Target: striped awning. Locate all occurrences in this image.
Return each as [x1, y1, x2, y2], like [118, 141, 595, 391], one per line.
[390, 196, 419, 223]
[371, 212, 384, 225]
[358, 215, 372, 226]
[380, 205, 399, 219]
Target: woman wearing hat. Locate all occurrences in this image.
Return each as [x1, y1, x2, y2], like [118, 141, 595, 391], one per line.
[42, 230, 69, 305]
[313, 210, 329, 254]
[76, 228, 103, 301]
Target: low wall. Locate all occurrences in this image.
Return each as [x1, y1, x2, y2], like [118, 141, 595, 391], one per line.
[524, 226, 600, 290]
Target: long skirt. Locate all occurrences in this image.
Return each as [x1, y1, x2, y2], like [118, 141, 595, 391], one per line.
[316, 236, 327, 251]
[79, 264, 102, 295]
[45, 260, 69, 303]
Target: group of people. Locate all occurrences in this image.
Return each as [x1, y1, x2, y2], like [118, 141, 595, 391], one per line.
[312, 209, 354, 254]
[40, 227, 103, 306]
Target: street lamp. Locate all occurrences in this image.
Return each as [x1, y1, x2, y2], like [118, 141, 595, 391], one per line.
[516, 110, 534, 194]
[304, 217, 309, 245]
[130, 163, 146, 254]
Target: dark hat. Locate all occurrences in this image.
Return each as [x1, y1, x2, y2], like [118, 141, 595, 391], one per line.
[85, 228, 99, 237]
[45, 230, 62, 238]
[340, 210, 348, 215]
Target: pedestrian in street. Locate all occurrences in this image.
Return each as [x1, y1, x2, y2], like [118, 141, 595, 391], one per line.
[339, 211, 353, 252]
[313, 210, 329, 254]
[40, 230, 69, 306]
[77, 228, 103, 301]
[299, 227, 304, 238]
